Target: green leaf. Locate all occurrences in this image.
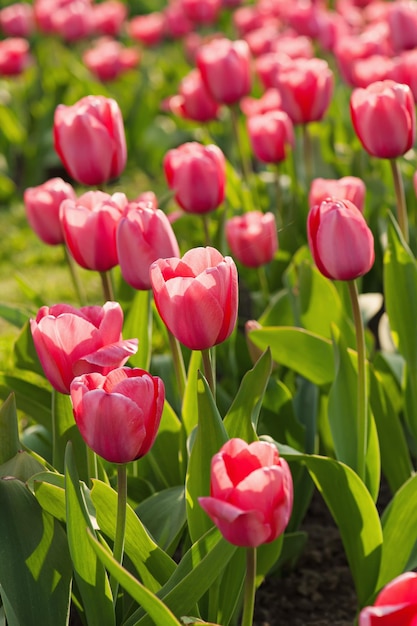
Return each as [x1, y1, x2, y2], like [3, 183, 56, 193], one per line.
[0, 393, 19, 464]
[0, 477, 72, 626]
[136, 486, 186, 554]
[377, 473, 417, 591]
[0, 303, 31, 328]
[248, 327, 334, 386]
[13, 320, 46, 377]
[64, 445, 115, 626]
[283, 452, 383, 606]
[223, 348, 272, 442]
[123, 289, 152, 370]
[185, 374, 229, 543]
[182, 350, 202, 436]
[53, 390, 88, 482]
[0, 372, 51, 427]
[91, 479, 176, 593]
[87, 531, 182, 626]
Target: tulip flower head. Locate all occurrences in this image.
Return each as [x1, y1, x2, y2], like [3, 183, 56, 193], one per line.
[70, 367, 165, 464]
[24, 177, 76, 245]
[359, 571, 417, 625]
[226, 211, 278, 268]
[247, 110, 295, 164]
[150, 246, 238, 350]
[30, 301, 138, 394]
[199, 438, 293, 547]
[308, 176, 366, 214]
[307, 198, 374, 281]
[53, 95, 127, 185]
[350, 79, 416, 159]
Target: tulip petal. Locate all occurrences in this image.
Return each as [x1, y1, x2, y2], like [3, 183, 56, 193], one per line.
[75, 338, 138, 374]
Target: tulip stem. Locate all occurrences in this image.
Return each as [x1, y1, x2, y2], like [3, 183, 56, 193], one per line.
[167, 329, 187, 401]
[63, 245, 87, 305]
[274, 164, 283, 227]
[111, 463, 127, 606]
[302, 123, 313, 187]
[241, 547, 257, 626]
[201, 348, 215, 398]
[348, 280, 368, 483]
[87, 446, 98, 483]
[100, 270, 114, 302]
[390, 158, 409, 244]
[230, 104, 252, 186]
[202, 214, 212, 246]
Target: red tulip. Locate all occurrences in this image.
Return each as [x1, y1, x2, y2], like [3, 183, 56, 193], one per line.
[199, 438, 293, 547]
[83, 38, 140, 82]
[240, 88, 282, 117]
[117, 200, 180, 290]
[163, 142, 226, 214]
[70, 367, 164, 464]
[0, 3, 34, 37]
[128, 12, 166, 46]
[50, 0, 94, 42]
[0, 37, 31, 76]
[30, 301, 138, 394]
[92, 0, 127, 36]
[182, 0, 221, 25]
[226, 211, 278, 268]
[166, 68, 220, 123]
[53, 95, 127, 186]
[307, 198, 374, 281]
[150, 246, 238, 350]
[60, 190, 127, 271]
[308, 176, 366, 214]
[247, 110, 294, 163]
[388, 0, 417, 53]
[24, 177, 76, 245]
[197, 37, 252, 105]
[163, 2, 193, 39]
[359, 572, 417, 625]
[350, 80, 416, 159]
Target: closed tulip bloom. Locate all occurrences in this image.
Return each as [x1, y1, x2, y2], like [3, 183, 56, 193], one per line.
[30, 301, 138, 394]
[350, 80, 416, 159]
[163, 1, 193, 39]
[359, 572, 417, 625]
[226, 211, 278, 268]
[240, 88, 282, 117]
[117, 200, 180, 290]
[166, 69, 220, 123]
[197, 37, 252, 105]
[60, 190, 126, 271]
[0, 37, 31, 76]
[92, 0, 127, 36]
[388, 0, 417, 53]
[247, 110, 294, 163]
[199, 438, 293, 547]
[308, 176, 366, 214]
[128, 12, 166, 46]
[275, 57, 334, 124]
[150, 246, 238, 350]
[83, 38, 140, 82]
[70, 367, 164, 464]
[0, 3, 34, 37]
[307, 198, 374, 281]
[163, 142, 226, 214]
[182, 0, 221, 25]
[50, 0, 94, 42]
[53, 95, 127, 186]
[24, 177, 76, 245]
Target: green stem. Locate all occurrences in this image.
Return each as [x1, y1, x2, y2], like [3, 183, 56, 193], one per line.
[230, 103, 251, 186]
[201, 348, 215, 398]
[241, 547, 257, 626]
[100, 270, 114, 302]
[274, 164, 282, 228]
[111, 463, 127, 605]
[63, 245, 87, 305]
[302, 123, 313, 187]
[167, 329, 187, 401]
[202, 214, 212, 247]
[348, 280, 368, 483]
[390, 158, 409, 244]
[87, 446, 98, 483]
[257, 265, 270, 304]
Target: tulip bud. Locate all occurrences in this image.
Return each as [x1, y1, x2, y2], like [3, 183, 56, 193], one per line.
[24, 177, 76, 245]
[226, 211, 278, 268]
[199, 438, 293, 547]
[70, 367, 164, 464]
[307, 198, 374, 281]
[308, 176, 366, 214]
[247, 110, 294, 164]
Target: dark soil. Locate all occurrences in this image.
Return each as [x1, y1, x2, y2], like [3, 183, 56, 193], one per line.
[253, 490, 360, 626]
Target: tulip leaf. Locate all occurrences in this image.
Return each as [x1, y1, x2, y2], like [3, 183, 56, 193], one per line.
[248, 327, 334, 386]
[282, 452, 383, 606]
[0, 477, 72, 626]
[53, 390, 88, 482]
[185, 373, 229, 543]
[182, 350, 202, 436]
[91, 479, 176, 592]
[13, 320, 46, 377]
[123, 289, 152, 370]
[224, 347, 272, 442]
[64, 444, 115, 626]
[0, 372, 51, 428]
[136, 486, 186, 555]
[216, 549, 246, 626]
[0, 393, 19, 464]
[377, 473, 417, 591]
[87, 531, 182, 626]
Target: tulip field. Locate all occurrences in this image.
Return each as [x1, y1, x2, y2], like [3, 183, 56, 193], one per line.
[3, 0, 417, 624]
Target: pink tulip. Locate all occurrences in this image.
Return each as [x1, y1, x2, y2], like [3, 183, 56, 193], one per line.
[240, 88, 282, 117]
[199, 438, 293, 547]
[350, 80, 416, 159]
[307, 198, 374, 281]
[350, 54, 397, 89]
[128, 12, 166, 46]
[30, 301, 138, 394]
[50, 0, 94, 42]
[0, 3, 34, 37]
[247, 110, 294, 164]
[308, 176, 366, 214]
[0, 37, 31, 76]
[226, 211, 278, 268]
[150, 246, 238, 350]
[166, 68, 220, 123]
[53, 95, 127, 186]
[92, 0, 127, 36]
[391, 49, 417, 102]
[163, 142, 226, 214]
[388, 0, 417, 53]
[83, 38, 140, 82]
[70, 367, 164, 464]
[163, 2, 193, 39]
[60, 190, 126, 271]
[117, 200, 180, 290]
[23, 177, 76, 245]
[182, 0, 221, 25]
[359, 572, 417, 625]
[274, 56, 334, 124]
[196, 37, 252, 105]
